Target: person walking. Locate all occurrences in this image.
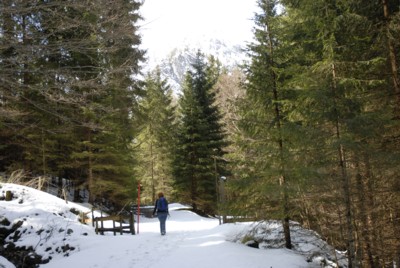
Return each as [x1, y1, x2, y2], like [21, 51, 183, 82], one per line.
[153, 192, 169, 235]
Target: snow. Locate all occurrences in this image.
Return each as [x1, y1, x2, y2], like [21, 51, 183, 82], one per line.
[0, 183, 346, 268]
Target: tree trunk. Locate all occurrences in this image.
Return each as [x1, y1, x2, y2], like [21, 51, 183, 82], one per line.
[41, 129, 47, 176]
[364, 154, 379, 267]
[150, 137, 156, 203]
[282, 187, 292, 249]
[265, 3, 292, 249]
[273, 77, 291, 249]
[331, 63, 356, 268]
[87, 131, 94, 204]
[355, 155, 376, 268]
[382, 0, 400, 107]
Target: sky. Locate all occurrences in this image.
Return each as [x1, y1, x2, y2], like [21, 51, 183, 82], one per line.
[0, 183, 347, 268]
[139, 0, 258, 62]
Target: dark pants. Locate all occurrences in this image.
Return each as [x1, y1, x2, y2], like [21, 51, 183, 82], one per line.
[157, 212, 168, 234]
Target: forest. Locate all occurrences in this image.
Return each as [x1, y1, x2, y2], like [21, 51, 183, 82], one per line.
[0, 0, 399, 267]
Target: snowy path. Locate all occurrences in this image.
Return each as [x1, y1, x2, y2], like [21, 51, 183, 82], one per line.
[0, 184, 318, 268]
[40, 206, 315, 268]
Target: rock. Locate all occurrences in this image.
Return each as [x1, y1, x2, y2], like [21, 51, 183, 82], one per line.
[245, 240, 259, 249]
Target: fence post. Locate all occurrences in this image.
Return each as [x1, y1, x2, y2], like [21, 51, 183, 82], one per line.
[130, 211, 135, 235]
[5, 191, 12, 201]
[95, 218, 99, 234]
[119, 216, 123, 235]
[91, 208, 95, 227]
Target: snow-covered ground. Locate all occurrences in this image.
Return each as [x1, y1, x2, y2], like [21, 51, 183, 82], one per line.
[0, 183, 346, 268]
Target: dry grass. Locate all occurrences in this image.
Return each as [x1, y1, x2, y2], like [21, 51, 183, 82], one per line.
[4, 170, 50, 190]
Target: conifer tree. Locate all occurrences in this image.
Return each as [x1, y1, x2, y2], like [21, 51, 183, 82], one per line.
[137, 68, 176, 204]
[61, 0, 144, 206]
[173, 51, 226, 215]
[230, 0, 306, 249]
[279, 0, 400, 265]
[0, 0, 144, 208]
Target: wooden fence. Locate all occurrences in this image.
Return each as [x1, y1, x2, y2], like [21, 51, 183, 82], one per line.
[92, 211, 135, 235]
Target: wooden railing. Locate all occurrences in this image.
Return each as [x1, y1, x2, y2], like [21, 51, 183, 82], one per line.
[93, 212, 135, 235]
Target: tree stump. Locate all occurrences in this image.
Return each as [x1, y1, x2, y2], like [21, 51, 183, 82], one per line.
[5, 191, 12, 201]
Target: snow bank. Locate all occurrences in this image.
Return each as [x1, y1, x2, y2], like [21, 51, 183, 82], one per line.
[0, 183, 347, 268]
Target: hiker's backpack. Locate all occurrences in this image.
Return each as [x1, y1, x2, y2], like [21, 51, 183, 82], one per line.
[157, 197, 168, 211]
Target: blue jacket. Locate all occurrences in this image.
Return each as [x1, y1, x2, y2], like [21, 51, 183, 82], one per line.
[153, 197, 169, 214]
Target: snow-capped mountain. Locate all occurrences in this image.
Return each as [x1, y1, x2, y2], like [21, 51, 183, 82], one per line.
[144, 37, 249, 92]
[139, 0, 257, 92]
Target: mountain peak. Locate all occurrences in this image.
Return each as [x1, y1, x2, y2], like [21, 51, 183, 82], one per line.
[146, 37, 248, 92]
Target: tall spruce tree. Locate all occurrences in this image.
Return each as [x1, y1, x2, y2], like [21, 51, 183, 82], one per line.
[56, 0, 144, 207]
[279, 0, 400, 265]
[173, 51, 226, 215]
[0, 0, 144, 208]
[230, 0, 307, 249]
[137, 68, 176, 204]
